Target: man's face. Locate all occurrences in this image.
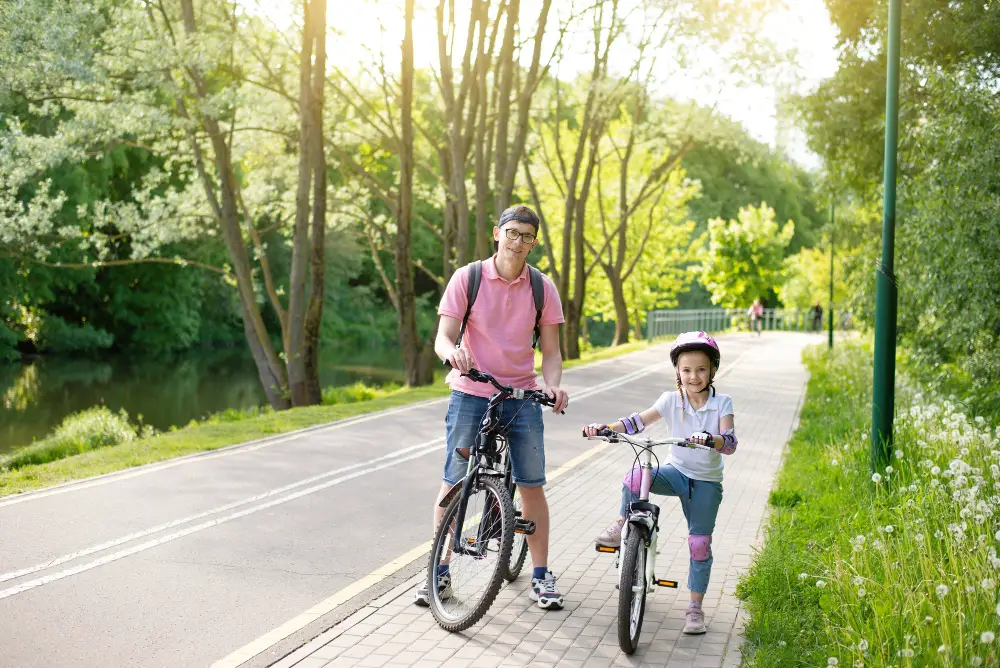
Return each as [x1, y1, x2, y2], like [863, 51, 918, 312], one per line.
[494, 221, 538, 260]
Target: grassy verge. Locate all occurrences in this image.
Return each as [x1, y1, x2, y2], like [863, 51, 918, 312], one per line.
[736, 341, 1000, 666]
[0, 339, 653, 498]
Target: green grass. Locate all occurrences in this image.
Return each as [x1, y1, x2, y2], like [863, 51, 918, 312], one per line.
[0, 339, 653, 498]
[736, 341, 1000, 667]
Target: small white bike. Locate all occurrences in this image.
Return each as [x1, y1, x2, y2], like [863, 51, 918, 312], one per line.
[586, 429, 713, 654]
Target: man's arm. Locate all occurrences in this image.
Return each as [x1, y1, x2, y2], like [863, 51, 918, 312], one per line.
[538, 323, 568, 413]
[435, 315, 475, 371]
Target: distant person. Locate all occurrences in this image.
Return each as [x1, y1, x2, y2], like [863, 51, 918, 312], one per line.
[747, 299, 764, 337]
[811, 302, 823, 332]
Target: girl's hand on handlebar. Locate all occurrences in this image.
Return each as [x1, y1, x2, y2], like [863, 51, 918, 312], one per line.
[689, 431, 714, 447]
[582, 423, 609, 437]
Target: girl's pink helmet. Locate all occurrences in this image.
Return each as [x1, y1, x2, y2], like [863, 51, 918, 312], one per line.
[669, 331, 721, 370]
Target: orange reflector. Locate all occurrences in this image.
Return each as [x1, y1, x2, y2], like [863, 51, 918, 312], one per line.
[655, 579, 678, 588]
[596, 545, 618, 553]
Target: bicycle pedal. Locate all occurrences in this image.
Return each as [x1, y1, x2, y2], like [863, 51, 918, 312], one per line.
[595, 544, 619, 554]
[514, 519, 536, 535]
[655, 579, 678, 588]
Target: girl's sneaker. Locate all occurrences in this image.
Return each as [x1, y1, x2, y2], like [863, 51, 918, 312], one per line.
[683, 603, 707, 634]
[595, 517, 626, 548]
[529, 570, 564, 610]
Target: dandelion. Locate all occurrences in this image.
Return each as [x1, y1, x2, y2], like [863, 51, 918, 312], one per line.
[995, 530, 1000, 541]
[885, 525, 895, 534]
[901, 649, 915, 658]
[858, 588, 866, 597]
[983, 631, 996, 644]
[779, 640, 787, 648]
[916, 533, 925, 543]
[862, 433, 868, 440]
[937, 584, 949, 598]
[895, 448, 904, 458]
[828, 658, 839, 666]
[938, 645, 949, 654]
[853, 576, 864, 585]
[832, 459, 839, 466]
[972, 657, 984, 666]
[886, 466, 895, 474]
[967, 585, 977, 594]
[816, 580, 827, 588]
[995, 602, 1000, 615]
[858, 639, 869, 651]
[872, 473, 882, 483]
[799, 572, 808, 581]
[932, 466, 942, 476]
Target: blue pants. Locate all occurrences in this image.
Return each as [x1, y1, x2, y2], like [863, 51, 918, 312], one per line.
[442, 391, 546, 487]
[620, 464, 723, 594]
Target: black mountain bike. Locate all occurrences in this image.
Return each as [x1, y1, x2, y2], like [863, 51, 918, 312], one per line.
[427, 368, 556, 632]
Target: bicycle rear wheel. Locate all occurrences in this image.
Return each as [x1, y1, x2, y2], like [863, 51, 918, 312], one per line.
[428, 476, 514, 632]
[617, 524, 648, 654]
[503, 484, 529, 582]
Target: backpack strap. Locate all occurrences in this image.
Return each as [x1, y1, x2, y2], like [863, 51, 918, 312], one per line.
[528, 265, 545, 350]
[456, 260, 482, 347]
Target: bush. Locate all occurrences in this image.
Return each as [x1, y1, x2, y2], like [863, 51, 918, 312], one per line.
[36, 315, 114, 354]
[0, 407, 143, 470]
[322, 381, 401, 406]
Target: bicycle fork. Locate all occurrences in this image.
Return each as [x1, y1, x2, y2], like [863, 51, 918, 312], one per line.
[611, 452, 678, 592]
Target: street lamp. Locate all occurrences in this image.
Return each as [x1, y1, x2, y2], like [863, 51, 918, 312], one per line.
[871, 0, 902, 471]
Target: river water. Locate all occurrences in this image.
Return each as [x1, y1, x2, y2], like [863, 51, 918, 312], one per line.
[0, 346, 405, 453]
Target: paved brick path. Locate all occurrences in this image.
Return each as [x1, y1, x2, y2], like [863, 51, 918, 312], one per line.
[273, 334, 811, 668]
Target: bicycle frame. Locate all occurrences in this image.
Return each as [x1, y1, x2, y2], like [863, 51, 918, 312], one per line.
[591, 433, 712, 592]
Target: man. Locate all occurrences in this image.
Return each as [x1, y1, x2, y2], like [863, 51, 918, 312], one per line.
[413, 204, 570, 610]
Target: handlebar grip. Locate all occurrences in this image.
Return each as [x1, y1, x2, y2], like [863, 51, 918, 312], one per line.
[597, 427, 615, 437]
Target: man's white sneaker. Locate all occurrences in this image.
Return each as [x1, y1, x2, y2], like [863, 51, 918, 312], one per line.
[529, 570, 565, 610]
[413, 572, 452, 607]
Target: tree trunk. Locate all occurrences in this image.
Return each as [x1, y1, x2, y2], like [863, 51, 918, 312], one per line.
[303, 0, 328, 405]
[177, 0, 290, 410]
[611, 275, 630, 346]
[286, 0, 317, 407]
[398, 0, 423, 387]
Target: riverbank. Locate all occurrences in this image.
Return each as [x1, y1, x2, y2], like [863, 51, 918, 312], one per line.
[0, 339, 651, 497]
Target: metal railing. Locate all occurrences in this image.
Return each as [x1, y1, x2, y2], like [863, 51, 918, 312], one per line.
[645, 308, 828, 341]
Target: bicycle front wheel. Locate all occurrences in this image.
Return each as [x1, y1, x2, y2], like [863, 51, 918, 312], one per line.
[617, 524, 648, 654]
[428, 476, 514, 632]
[503, 484, 529, 582]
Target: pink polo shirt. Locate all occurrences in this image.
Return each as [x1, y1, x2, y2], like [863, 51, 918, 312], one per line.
[438, 257, 564, 398]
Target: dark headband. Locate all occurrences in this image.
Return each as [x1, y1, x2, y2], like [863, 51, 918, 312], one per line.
[498, 210, 539, 230]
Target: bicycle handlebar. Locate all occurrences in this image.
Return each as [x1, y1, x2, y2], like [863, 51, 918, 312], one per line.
[444, 361, 560, 410]
[584, 429, 712, 450]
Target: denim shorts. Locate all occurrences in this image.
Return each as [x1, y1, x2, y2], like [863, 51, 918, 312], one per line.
[443, 390, 546, 487]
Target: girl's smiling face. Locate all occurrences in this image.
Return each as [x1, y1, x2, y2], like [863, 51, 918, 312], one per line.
[676, 350, 713, 392]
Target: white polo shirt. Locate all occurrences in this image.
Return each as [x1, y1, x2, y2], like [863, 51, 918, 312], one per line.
[652, 390, 735, 483]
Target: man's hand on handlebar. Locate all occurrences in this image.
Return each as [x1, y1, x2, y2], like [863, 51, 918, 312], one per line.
[443, 348, 475, 373]
[545, 387, 569, 414]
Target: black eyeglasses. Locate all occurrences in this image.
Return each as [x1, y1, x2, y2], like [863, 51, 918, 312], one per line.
[503, 228, 537, 244]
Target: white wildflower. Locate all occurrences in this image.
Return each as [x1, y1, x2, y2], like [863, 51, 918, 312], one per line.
[982, 631, 995, 644]
[858, 639, 869, 651]
[937, 584, 949, 598]
[816, 580, 827, 588]
[982, 578, 996, 591]
[828, 658, 839, 666]
[885, 525, 895, 534]
[872, 473, 882, 483]
[886, 466, 895, 474]
[895, 449, 904, 459]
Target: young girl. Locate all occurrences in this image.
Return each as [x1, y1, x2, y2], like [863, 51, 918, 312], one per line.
[582, 331, 737, 635]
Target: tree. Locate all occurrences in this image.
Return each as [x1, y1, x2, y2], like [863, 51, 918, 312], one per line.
[0, 0, 331, 408]
[698, 203, 795, 308]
